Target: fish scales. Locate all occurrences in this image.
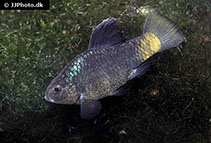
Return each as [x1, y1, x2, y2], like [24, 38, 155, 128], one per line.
[59, 34, 157, 100]
[45, 9, 184, 119]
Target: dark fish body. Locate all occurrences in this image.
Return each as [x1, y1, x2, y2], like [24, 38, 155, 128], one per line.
[57, 37, 149, 100]
[45, 9, 184, 119]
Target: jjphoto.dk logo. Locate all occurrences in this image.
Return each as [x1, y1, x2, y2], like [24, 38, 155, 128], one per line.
[4, 2, 43, 8]
[0, 0, 49, 10]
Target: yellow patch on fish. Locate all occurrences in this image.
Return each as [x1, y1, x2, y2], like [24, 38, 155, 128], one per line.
[86, 76, 111, 99]
[69, 85, 76, 97]
[139, 33, 161, 60]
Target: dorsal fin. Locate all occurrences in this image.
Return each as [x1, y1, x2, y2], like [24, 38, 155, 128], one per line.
[89, 18, 126, 49]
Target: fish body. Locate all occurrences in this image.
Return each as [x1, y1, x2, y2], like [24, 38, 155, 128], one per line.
[45, 9, 184, 119]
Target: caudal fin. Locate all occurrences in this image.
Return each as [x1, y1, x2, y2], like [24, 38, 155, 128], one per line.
[143, 9, 184, 51]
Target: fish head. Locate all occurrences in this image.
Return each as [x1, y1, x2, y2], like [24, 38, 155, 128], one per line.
[45, 77, 79, 105]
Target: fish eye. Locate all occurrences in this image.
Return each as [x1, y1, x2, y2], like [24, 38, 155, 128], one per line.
[53, 85, 61, 92]
[54, 87, 59, 91]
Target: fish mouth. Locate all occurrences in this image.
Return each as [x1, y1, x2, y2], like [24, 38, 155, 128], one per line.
[44, 95, 55, 103]
[44, 95, 49, 101]
[44, 94, 72, 104]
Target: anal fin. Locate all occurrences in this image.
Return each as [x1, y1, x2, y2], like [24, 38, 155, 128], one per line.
[128, 60, 150, 80]
[111, 86, 127, 96]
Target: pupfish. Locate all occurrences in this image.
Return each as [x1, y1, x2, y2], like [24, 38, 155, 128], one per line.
[45, 9, 184, 119]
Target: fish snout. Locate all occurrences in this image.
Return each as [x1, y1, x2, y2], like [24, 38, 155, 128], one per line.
[44, 95, 49, 101]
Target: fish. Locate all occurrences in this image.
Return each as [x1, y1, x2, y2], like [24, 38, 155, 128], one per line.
[45, 9, 184, 119]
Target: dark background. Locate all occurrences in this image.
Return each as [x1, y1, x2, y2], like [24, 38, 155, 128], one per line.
[0, 0, 210, 142]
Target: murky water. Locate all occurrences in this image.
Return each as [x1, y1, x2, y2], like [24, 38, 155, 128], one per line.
[0, 0, 210, 142]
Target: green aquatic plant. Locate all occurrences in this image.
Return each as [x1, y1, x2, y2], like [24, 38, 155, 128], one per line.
[0, 0, 210, 142]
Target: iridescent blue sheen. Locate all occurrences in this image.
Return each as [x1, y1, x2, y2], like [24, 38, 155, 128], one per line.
[70, 72, 74, 77]
[69, 76, 72, 81]
[78, 65, 81, 69]
[73, 70, 77, 76]
[77, 57, 83, 63]
[65, 78, 70, 82]
[73, 65, 77, 70]
[81, 62, 84, 67]
[65, 71, 69, 76]
[70, 67, 74, 71]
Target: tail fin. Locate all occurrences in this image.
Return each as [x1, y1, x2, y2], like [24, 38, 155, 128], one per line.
[143, 9, 184, 51]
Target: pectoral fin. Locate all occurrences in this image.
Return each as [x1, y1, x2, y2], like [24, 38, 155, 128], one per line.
[80, 96, 102, 119]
